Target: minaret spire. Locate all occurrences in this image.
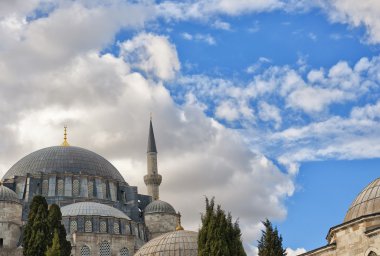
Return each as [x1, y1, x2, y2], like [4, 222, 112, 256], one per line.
[61, 126, 70, 147]
[144, 116, 162, 200]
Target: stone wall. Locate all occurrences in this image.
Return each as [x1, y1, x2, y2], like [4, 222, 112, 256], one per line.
[0, 201, 22, 249]
[145, 213, 177, 239]
[302, 216, 380, 256]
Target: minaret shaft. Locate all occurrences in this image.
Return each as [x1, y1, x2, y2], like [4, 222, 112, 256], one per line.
[144, 119, 162, 200]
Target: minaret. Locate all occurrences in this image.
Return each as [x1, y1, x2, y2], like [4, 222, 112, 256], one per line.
[144, 117, 162, 200]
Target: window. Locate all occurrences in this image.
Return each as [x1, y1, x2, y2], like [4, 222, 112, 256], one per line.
[73, 179, 80, 197]
[70, 220, 77, 233]
[99, 241, 111, 256]
[88, 181, 94, 198]
[120, 248, 129, 256]
[100, 219, 107, 233]
[102, 182, 107, 199]
[42, 180, 49, 196]
[369, 252, 378, 256]
[85, 219, 92, 233]
[113, 221, 120, 234]
[57, 179, 64, 196]
[0, 238, 3, 248]
[81, 245, 91, 256]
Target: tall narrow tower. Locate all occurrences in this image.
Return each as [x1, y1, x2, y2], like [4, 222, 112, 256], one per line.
[144, 118, 162, 200]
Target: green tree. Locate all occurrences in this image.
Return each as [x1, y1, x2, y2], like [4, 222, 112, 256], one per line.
[23, 195, 49, 256]
[257, 219, 287, 256]
[47, 204, 72, 256]
[198, 197, 246, 256]
[46, 229, 60, 256]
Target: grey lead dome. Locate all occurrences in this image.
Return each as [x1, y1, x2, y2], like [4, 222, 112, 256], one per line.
[2, 146, 126, 183]
[344, 177, 380, 222]
[134, 230, 198, 256]
[0, 185, 20, 204]
[144, 200, 176, 215]
[61, 202, 131, 220]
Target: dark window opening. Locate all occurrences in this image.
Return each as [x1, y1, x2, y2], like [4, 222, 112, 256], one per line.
[0, 238, 4, 247]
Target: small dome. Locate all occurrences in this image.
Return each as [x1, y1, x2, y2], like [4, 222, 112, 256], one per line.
[61, 202, 131, 220]
[345, 178, 380, 222]
[2, 146, 126, 183]
[134, 230, 198, 256]
[0, 185, 20, 204]
[144, 200, 176, 215]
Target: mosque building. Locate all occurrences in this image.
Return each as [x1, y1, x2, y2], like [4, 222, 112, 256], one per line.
[0, 120, 198, 256]
[301, 179, 380, 256]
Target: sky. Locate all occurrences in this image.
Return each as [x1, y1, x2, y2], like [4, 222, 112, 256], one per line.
[0, 0, 380, 255]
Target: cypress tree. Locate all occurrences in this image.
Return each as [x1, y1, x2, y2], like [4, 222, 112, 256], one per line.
[47, 204, 72, 256]
[198, 197, 246, 256]
[46, 229, 61, 256]
[23, 195, 49, 256]
[257, 219, 287, 256]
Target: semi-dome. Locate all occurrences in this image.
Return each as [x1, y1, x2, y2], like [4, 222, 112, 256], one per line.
[0, 185, 20, 204]
[2, 146, 125, 182]
[144, 200, 176, 215]
[134, 230, 198, 256]
[344, 177, 380, 222]
[61, 202, 131, 220]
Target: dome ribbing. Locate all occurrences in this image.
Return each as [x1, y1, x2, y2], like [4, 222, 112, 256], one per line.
[144, 200, 176, 215]
[0, 185, 20, 204]
[344, 178, 380, 222]
[61, 202, 131, 220]
[134, 230, 198, 256]
[2, 146, 126, 183]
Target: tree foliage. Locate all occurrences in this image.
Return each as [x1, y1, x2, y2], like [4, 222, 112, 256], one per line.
[46, 229, 60, 256]
[198, 197, 246, 256]
[23, 196, 71, 256]
[47, 204, 72, 256]
[257, 219, 287, 256]
[23, 195, 50, 256]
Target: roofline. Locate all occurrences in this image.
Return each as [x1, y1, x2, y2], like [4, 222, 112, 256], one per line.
[326, 212, 380, 240]
[298, 243, 336, 256]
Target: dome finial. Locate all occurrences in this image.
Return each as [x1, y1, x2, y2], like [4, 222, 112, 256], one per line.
[61, 125, 70, 147]
[176, 211, 184, 231]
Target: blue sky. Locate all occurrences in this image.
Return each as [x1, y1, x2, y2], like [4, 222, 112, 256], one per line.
[1, 1, 380, 255]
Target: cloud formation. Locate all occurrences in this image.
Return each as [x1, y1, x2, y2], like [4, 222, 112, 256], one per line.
[0, 1, 296, 253]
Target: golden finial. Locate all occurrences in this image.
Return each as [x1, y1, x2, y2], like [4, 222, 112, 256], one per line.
[176, 212, 184, 231]
[61, 126, 70, 147]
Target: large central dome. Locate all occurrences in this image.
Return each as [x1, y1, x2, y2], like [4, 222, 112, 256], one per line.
[2, 146, 125, 182]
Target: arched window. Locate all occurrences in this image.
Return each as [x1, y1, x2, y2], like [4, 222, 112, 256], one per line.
[102, 182, 107, 199]
[369, 252, 378, 256]
[57, 179, 64, 196]
[81, 245, 91, 256]
[88, 180, 94, 198]
[85, 219, 92, 233]
[99, 241, 111, 256]
[100, 219, 107, 233]
[70, 220, 77, 233]
[42, 180, 49, 196]
[113, 221, 120, 234]
[73, 179, 80, 197]
[120, 247, 129, 256]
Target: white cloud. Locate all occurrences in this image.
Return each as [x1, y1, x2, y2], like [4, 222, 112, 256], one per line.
[212, 19, 231, 30]
[120, 33, 180, 80]
[286, 248, 307, 256]
[157, 0, 284, 20]
[181, 32, 216, 45]
[258, 101, 282, 129]
[322, 0, 380, 44]
[0, 3, 296, 254]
